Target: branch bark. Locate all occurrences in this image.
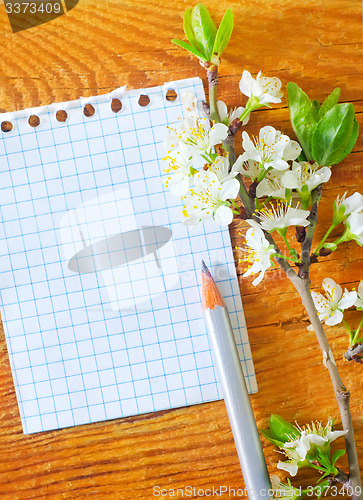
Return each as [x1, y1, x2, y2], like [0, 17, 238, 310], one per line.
[344, 343, 363, 363]
[207, 66, 220, 124]
[298, 184, 323, 278]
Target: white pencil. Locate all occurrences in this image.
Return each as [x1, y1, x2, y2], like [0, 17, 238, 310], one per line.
[201, 260, 271, 500]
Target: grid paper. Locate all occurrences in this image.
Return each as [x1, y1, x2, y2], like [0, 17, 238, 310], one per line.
[0, 77, 257, 434]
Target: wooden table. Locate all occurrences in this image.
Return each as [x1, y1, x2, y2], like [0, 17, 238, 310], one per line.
[0, 1, 362, 498]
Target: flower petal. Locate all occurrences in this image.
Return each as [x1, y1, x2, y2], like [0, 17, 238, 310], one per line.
[214, 204, 233, 226]
[277, 461, 298, 477]
[325, 309, 343, 326]
[326, 429, 348, 442]
[209, 122, 229, 146]
[311, 291, 329, 313]
[216, 100, 228, 121]
[283, 140, 302, 161]
[281, 170, 299, 189]
[268, 158, 290, 171]
[259, 126, 277, 145]
[239, 70, 254, 98]
[322, 278, 342, 303]
[220, 179, 240, 200]
[339, 290, 358, 310]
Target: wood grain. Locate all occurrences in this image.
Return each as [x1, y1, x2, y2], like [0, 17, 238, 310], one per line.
[0, 0, 362, 498]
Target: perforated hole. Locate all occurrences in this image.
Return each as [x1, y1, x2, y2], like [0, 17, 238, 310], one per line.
[138, 95, 150, 107]
[111, 98, 122, 113]
[28, 115, 40, 127]
[166, 89, 177, 101]
[83, 104, 95, 117]
[1, 121, 13, 132]
[56, 110, 68, 122]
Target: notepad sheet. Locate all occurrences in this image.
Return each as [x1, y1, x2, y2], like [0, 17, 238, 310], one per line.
[0, 77, 257, 434]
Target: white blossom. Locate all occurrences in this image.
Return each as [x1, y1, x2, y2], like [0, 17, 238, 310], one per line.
[335, 192, 363, 218]
[281, 161, 331, 193]
[162, 148, 194, 196]
[277, 443, 308, 477]
[209, 155, 242, 184]
[344, 207, 363, 245]
[165, 116, 228, 159]
[354, 281, 363, 311]
[240, 226, 275, 286]
[233, 158, 261, 181]
[240, 126, 301, 172]
[239, 70, 283, 105]
[181, 170, 239, 227]
[278, 419, 347, 477]
[256, 170, 286, 199]
[296, 419, 347, 448]
[311, 278, 357, 326]
[247, 202, 310, 233]
[216, 100, 250, 126]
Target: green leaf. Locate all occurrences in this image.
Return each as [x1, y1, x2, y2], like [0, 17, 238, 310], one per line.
[312, 99, 320, 120]
[331, 448, 345, 466]
[311, 103, 359, 166]
[183, 9, 206, 58]
[191, 4, 217, 61]
[269, 414, 301, 442]
[212, 8, 233, 59]
[318, 87, 341, 119]
[171, 39, 207, 61]
[297, 150, 307, 162]
[287, 82, 317, 161]
[260, 428, 285, 448]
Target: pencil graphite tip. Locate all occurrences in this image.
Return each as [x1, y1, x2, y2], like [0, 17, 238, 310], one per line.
[201, 259, 209, 273]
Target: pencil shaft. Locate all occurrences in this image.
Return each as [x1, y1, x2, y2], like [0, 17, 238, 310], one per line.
[204, 305, 271, 500]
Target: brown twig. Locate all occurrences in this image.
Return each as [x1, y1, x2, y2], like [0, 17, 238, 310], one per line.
[207, 66, 220, 124]
[298, 184, 323, 279]
[344, 343, 363, 363]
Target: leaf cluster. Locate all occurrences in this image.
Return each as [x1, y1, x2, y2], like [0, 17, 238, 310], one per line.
[287, 83, 359, 166]
[172, 4, 233, 65]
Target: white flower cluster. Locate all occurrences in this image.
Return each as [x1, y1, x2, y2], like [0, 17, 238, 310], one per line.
[162, 71, 287, 227]
[237, 201, 312, 286]
[237, 126, 331, 202]
[163, 92, 239, 227]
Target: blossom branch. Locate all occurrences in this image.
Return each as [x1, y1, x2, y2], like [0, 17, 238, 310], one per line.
[287, 276, 362, 499]
[298, 184, 323, 279]
[207, 66, 221, 124]
[238, 181, 361, 497]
